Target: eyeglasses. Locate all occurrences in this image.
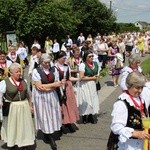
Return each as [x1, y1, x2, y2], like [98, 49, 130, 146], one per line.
[133, 86, 144, 90]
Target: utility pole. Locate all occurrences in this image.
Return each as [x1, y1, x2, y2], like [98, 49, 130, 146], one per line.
[110, 0, 112, 11]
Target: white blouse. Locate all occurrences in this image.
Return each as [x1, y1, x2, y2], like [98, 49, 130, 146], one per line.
[111, 92, 145, 149]
[79, 62, 100, 75]
[141, 82, 150, 110]
[0, 78, 28, 102]
[119, 66, 142, 91]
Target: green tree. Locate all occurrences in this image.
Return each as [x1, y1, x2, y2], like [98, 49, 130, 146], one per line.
[18, 0, 80, 45]
[0, 0, 26, 32]
[117, 23, 140, 33]
[71, 0, 116, 37]
[0, 0, 117, 47]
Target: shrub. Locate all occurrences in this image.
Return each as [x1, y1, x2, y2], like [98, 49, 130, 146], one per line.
[141, 57, 150, 79]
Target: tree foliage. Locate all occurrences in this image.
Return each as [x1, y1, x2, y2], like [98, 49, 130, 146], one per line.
[117, 23, 140, 33]
[71, 0, 116, 36]
[0, 0, 117, 46]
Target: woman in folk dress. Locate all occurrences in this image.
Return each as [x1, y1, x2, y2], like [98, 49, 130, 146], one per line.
[78, 50, 100, 124]
[32, 53, 62, 150]
[0, 63, 35, 149]
[54, 51, 79, 133]
[107, 72, 150, 150]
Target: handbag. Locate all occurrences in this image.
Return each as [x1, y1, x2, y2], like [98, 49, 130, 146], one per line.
[96, 79, 101, 91]
[106, 131, 119, 150]
[56, 87, 66, 105]
[2, 101, 11, 116]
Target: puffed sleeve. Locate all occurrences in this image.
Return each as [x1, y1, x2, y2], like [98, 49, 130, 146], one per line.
[79, 63, 85, 72]
[0, 80, 6, 102]
[32, 69, 41, 82]
[141, 82, 150, 110]
[120, 67, 131, 91]
[111, 100, 134, 143]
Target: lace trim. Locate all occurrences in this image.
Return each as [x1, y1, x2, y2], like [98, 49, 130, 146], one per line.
[118, 93, 144, 107]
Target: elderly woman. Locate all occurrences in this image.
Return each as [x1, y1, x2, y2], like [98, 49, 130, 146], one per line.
[0, 63, 35, 149]
[107, 72, 150, 150]
[32, 53, 62, 150]
[120, 54, 142, 91]
[78, 50, 100, 124]
[6, 46, 20, 64]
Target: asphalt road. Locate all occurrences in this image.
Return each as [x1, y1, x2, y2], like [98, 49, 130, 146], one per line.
[0, 54, 149, 150]
[0, 67, 120, 150]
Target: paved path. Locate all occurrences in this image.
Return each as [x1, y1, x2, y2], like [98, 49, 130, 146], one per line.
[0, 55, 149, 150]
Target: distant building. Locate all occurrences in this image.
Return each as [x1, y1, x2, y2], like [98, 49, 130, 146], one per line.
[134, 21, 149, 30]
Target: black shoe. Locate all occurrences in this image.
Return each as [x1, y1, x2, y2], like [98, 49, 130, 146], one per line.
[82, 115, 88, 124]
[60, 126, 68, 134]
[49, 136, 57, 150]
[65, 124, 76, 133]
[72, 123, 79, 130]
[88, 114, 97, 124]
[43, 133, 50, 144]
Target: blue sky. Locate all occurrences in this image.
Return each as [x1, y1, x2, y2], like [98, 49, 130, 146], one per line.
[99, 0, 150, 23]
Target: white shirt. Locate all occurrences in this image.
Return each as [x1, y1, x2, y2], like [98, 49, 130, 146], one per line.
[52, 42, 60, 53]
[118, 42, 126, 53]
[79, 62, 100, 74]
[97, 42, 108, 55]
[16, 47, 27, 60]
[120, 66, 142, 91]
[61, 43, 67, 51]
[32, 67, 50, 82]
[141, 82, 150, 110]
[67, 38, 73, 46]
[77, 36, 85, 44]
[0, 78, 28, 102]
[28, 55, 39, 76]
[111, 92, 144, 150]
[0, 60, 12, 69]
[125, 38, 133, 46]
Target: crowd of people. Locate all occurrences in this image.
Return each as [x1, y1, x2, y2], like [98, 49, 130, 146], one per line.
[0, 31, 150, 150]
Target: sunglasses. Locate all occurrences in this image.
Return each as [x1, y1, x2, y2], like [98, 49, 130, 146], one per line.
[88, 55, 94, 58]
[62, 56, 67, 59]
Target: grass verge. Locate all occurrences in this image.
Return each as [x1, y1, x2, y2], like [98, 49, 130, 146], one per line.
[141, 57, 150, 79]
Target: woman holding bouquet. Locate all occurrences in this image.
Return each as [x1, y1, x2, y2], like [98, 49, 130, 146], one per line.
[78, 50, 100, 124]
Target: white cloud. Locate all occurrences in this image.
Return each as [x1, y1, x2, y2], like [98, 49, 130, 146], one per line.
[100, 0, 150, 23]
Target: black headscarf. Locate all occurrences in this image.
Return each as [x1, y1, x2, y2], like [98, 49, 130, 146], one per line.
[82, 50, 93, 62]
[55, 51, 66, 60]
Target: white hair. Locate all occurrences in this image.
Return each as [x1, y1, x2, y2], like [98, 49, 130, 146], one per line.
[128, 54, 141, 65]
[9, 63, 22, 73]
[126, 72, 146, 88]
[39, 53, 51, 64]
